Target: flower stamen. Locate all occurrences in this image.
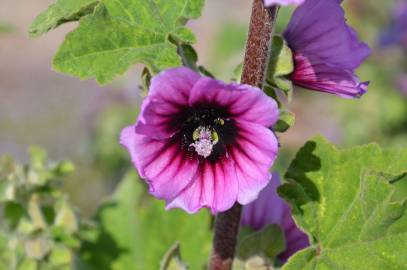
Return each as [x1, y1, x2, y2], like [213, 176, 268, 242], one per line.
[190, 126, 219, 158]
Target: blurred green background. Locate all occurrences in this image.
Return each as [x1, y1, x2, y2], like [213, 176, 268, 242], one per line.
[0, 0, 406, 268]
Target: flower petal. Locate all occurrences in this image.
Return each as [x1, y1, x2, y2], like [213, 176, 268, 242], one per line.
[189, 77, 279, 127]
[241, 173, 285, 230]
[166, 159, 238, 214]
[136, 67, 201, 139]
[264, 0, 304, 6]
[291, 53, 368, 98]
[280, 209, 310, 260]
[120, 126, 199, 201]
[230, 120, 279, 204]
[284, 0, 370, 71]
[149, 67, 201, 104]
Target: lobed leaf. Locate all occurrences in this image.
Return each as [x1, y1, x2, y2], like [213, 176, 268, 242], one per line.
[42, 0, 205, 84]
[29, 0, 99, 37]
[280, 137, 407, 269]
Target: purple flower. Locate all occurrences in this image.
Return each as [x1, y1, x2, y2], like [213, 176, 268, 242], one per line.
[283, 0, 371, 98]
[120, 67, 279, 214]
[241, 173, 309, 262]
[264, 0, 305, 6]
[380, 0, 407, 48]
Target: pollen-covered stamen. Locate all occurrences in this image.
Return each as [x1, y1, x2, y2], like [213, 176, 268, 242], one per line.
[190, 126, 219, 158]
[176, 105, 237, 162]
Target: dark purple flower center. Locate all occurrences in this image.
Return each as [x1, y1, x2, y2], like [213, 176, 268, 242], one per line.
[172, 104, 237, 163]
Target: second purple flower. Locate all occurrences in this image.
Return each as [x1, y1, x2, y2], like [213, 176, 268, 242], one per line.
[283, 0, 371, 98]
[121, 67, 279, 214]
[241, 173, 309, 263]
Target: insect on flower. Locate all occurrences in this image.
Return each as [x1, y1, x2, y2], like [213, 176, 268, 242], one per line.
[120, 67, 279, 214]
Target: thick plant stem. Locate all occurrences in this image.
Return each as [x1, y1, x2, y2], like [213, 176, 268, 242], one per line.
[209, 204, 242, 270]
[208, 1, 279, 270]
[241, 0, 279, 87]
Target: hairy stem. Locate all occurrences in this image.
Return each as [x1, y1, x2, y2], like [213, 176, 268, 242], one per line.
[241, 0, 279, 87]
[208, 1, 279, 270]
[209, 204, 242, 270]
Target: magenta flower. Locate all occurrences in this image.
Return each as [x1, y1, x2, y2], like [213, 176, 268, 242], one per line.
[241, 173, 309, 262]
[120, 67, 279, 214]
[264, 0, 304, 6]
[283, 0, 371, 98]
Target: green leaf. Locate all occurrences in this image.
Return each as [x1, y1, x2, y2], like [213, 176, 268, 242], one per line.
[29, 0, 99, 37]
[198, 66, 215, 78]
[4, 201, 26, 229]
[280, 137, 407, 270]
[51, 227, 81, 248]
[282, 249, 317, 270]
[176, 44, 213, 78]
[268, 36, 294, 77]
[265, 35, 294, 101]
[28, 195, 47, 230]
[54, 201, 78, 234]
[231, 63, 243, 82]
[237, 224, 285, 261]
[234, 224, 285, 270]
[52, 0, 204, 84]
[53, 161, 75, 176]
[392, 173, 407, 202]
[171, 28, 196, 44]
[78, 171, 212, 270]
[48, 246, 74, 267]
[175, 44, 214, 79]
[178, 44, 198, 71]
[274, 111, 295, 133]
[262, 84, 281, 109]
[160, 242, 187, 270]
[29, 147, 47, 170]
[24, 238, 53, 260]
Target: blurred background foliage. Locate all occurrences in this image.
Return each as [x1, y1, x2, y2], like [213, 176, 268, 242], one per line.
[0, 0, 406, 269]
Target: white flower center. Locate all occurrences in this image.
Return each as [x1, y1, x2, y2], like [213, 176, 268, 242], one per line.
[190, 126, 219, 158]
